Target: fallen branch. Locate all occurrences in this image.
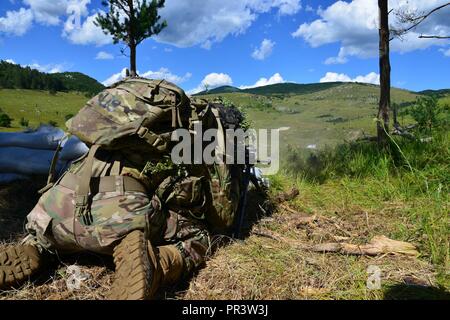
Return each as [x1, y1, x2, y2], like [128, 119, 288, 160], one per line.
[309, 235, 419, 257]
[274, 188, 299, 203]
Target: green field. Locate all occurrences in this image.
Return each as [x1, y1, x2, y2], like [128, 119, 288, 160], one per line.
[0, 89, 88, 132]
[198, 83, 420, 152]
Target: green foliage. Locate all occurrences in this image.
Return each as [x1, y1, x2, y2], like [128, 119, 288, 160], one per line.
[0, 112, 12, 127]
[141, 157, 175, 176]
[285, 129, 449, 188]
[0, 60, 65, 92]
[47, 120, 58, 127]
[217, 96, 252, 130]
[64, 113, 75, 121]
[283, 130, 449, 278]
[95, 0, 167, 46]
[0, 61, 104, 95]
[19, 117, 29, 127]
[50, 72, 105, 96]
[403, 96, 449, 133]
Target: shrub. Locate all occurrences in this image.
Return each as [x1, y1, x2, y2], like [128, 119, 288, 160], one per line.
[48, 120, 58, 127]
[403, 96, 449, 134]
[19, 117, 29, 127]
[0, 113, 12, 127]
[64, 113, 75, 121]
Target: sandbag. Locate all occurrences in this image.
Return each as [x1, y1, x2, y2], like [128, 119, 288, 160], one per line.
[59, 136, 89, 161]
[0, 127, 88, 181]
[0, 173, 29, 184]
[0, 125, 65, 150]
[0, 147, 65, 175]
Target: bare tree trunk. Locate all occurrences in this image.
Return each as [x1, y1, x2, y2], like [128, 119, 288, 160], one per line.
[127, 0, 137, 77]
[378, 0, 391, 147]
[130, 40, 137, 77]
[393, 103, 399, 129]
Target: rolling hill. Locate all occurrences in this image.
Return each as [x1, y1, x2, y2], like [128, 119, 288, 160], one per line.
[49, 72, 105, 96]
[0, 60, 104, 96]
[195, 82, 345, 96]
[196, 82, 427, 153]
[0, 80, 448, 153]
[195, 81, 421, 97]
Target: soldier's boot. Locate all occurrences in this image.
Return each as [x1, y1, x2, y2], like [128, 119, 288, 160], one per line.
[108, 230, 185, 300]
[156, 245, 184, 286]
[109, 230, 160, 300]
[0, 244, 44, 290]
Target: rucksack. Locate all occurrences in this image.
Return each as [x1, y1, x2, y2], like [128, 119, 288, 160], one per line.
[66, 78, 193, 159]
[27, 78, 246, 254]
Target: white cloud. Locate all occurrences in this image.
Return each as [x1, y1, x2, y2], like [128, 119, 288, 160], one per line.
[1, 59, 65, 73]
[240, 73, 285, 89]
[28, 62, 66, 74]
[23, 0, 71, 26]
[103, 68, 128, 87]
[324, 48, 348, 65]
[439, 48, 450, 57]
[188, 73, 233, 94]
[2, 0, 301, 49]
[320, 71, 380, 85]
[293, 0, 450, 63]
[63, 12, 112, 46]
[157, 0, 301, 48]
[95, 51, 114, 60]
[141, 68, 192, 84]
[252, 39, 275, 60]
[0, 8, 34, 36]
[102, 67, 192, 87]
[305, 5, 314, 12]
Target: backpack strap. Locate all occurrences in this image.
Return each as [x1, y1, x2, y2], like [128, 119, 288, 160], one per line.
[211, 107, 226, 162]
[38, 134, 69, 194]
[75, 144, 100, 225]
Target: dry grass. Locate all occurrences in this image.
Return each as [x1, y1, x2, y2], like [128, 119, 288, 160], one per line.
[183, 205, 443, 300]
[0, 177, 46, 241]
[0, 177, 448, 300]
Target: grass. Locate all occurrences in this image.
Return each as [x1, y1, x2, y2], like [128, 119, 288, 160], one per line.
[2, 131, 448, 300]
[0, 87, 448, 300]
[0, 89, 88, 131]
[198, 83, 419, 152]
[185, 122, 449, 300]
[185, 175, 448, 299]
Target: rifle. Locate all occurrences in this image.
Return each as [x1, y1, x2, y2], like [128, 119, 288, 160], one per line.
[233, 149, 270, 239]
[233, 164, 251, 239]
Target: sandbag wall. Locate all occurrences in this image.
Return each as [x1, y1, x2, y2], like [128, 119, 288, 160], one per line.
[0, 126, 88, 184]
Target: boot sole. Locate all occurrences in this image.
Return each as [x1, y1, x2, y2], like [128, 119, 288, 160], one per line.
[109, 230, 154, 300]
[0, 245, 41, 290]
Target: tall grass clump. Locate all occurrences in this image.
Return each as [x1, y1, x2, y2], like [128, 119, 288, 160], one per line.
[283, 96, 449, 279]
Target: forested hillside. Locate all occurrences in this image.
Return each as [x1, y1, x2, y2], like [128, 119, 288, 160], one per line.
[0, 61, 104, 96]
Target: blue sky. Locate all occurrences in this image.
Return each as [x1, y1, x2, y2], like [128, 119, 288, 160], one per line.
[0, 0, 449, 92]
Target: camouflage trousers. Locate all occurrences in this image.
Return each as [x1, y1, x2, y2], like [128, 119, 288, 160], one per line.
[25, 188, 211, 276]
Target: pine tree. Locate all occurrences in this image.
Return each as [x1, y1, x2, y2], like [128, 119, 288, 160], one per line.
[95, 0, 168, 76]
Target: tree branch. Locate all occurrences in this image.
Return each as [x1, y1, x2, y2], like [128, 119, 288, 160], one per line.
[419, 35, 450, 39]
[115, 0, 132, 18]
[396, 2, 450, 36]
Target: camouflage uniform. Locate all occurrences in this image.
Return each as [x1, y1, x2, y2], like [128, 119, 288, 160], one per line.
[24, 151, 213, 276]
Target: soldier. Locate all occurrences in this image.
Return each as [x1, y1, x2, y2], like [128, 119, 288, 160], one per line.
[0, 77, 243, 300]
[0, 157, 239, 300]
